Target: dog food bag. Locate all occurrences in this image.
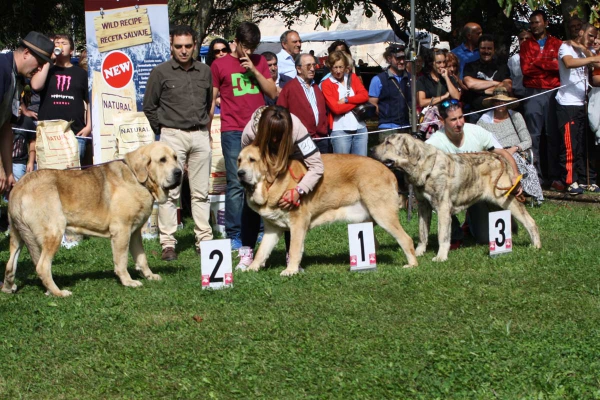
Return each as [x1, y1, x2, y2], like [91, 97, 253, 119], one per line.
[35, 120, 80, 170]
[209, 115, 226, 194]
[113, 112, 155, 159]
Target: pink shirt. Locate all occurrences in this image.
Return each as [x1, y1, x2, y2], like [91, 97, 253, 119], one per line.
[211, 54, 271, 132]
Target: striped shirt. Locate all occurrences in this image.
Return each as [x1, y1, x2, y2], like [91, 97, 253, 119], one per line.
[296, 76, 319, 125]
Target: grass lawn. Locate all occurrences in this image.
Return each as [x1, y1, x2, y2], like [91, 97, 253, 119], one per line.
[1, 201, 599, 399]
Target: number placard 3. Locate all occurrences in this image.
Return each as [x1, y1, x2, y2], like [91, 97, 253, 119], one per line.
[200, 239, 233, 289]
[489, 210, 512, 256]
[348, 222, 377, 271]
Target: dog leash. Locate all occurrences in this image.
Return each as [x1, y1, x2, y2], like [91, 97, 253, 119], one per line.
[490, 155, 525, 203]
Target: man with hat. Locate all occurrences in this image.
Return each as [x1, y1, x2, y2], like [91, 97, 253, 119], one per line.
[0, 31, 53, 193]
[368, 44, 411, 142]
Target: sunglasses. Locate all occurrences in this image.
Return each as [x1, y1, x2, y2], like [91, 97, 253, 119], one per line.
[173, 44, 194, 50]
[440, 99, 460, 109]
[213, 48, 229, 55]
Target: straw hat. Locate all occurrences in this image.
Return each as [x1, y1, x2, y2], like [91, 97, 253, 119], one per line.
[482, 86, 518, 109]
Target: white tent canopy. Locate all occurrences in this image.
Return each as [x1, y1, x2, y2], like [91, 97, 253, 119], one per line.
[260, 29, 409, 47]
[256, 29, 432, 60]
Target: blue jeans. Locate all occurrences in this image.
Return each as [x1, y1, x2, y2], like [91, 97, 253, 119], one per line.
[12, 163, 27, 182]
[331, 127, 368, 156]
[221, 130, 244, 239]
[76, 137, 87, 165]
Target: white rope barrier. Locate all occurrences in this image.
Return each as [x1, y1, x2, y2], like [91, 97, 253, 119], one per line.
[313, 77, 586, 141]
[11, 77, 585, 143]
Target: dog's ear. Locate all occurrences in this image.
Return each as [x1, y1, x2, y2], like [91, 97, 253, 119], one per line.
[401, 136, 421, 165]
[124, 147, 150, 183]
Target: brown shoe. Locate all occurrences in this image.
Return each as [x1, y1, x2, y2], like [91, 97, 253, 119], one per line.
[161, 247, 177, 261]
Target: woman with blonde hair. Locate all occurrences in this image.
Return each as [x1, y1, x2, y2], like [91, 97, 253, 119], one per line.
[236, 105, 324, 269]
[321, 51, 369, 155]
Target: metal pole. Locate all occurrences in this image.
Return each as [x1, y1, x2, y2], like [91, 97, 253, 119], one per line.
[405, 0, 418, 222]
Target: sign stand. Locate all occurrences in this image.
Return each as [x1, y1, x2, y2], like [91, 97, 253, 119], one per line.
[200, 239, 233, 289]
[348, 222, 377, 272]
[489, 210, 513, 256]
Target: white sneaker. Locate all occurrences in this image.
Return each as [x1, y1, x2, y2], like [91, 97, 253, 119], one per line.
[235, 246, 253, 271]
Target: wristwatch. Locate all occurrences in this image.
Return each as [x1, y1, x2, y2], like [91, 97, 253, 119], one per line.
[344, 97, 349, 104]
[295, 186, 305, 196]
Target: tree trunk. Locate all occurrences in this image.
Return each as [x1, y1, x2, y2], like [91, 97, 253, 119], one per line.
[196, 0, 214, 43]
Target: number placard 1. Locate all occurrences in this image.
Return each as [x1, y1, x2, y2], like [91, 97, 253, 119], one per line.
[348, 222, 377, 271]
[489, 210, 512, 256]
[200, 239, 233, 289]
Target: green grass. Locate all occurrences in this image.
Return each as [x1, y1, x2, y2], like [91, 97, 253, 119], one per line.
[1, 202, 600, 399]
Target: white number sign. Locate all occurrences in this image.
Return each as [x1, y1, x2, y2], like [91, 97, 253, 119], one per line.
[489, 210, 512, 256]
[348, 222, 377, 271]
[200, 239, 233, 289]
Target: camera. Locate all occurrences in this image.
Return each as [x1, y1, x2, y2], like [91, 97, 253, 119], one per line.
[53, 47, 62, 56]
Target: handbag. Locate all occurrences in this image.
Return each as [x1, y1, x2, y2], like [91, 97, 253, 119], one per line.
[417, 79, 443, 137]
[347, 74, 376, 122]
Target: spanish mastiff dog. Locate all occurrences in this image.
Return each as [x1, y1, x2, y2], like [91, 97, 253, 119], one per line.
[2, 142, 182, 297]
[373, 134, 541, 262]
[237, 145, 417, 275]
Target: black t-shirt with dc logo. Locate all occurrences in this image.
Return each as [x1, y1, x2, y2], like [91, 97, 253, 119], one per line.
[38, 65, 89, 134]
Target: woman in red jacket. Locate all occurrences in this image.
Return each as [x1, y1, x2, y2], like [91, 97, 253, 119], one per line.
[321, 51, 369, 155]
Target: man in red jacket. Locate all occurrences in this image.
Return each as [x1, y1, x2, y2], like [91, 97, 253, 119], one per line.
[520, 9, 562, 189]
[277, 53, 330, 153]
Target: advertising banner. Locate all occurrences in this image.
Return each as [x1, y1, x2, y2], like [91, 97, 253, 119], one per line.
[84, 0, 170, 162]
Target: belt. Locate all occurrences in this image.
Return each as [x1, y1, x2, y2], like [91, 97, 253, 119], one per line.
[179, 124, 204, 132]
[164, 124, 205, 132]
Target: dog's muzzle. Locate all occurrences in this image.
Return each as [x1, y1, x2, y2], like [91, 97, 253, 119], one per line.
[164, 168, 183, 190]
[237, 169, 255, 191]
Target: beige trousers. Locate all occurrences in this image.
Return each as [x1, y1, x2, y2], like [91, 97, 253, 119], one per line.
[158, 127, 213, 249]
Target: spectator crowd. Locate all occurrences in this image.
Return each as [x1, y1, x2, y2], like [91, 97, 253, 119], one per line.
[1, 9, 600, 263]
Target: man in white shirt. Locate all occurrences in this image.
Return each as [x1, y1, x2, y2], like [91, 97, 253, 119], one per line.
[556, 23, 600, 194]
[507, 30, 533, 98]
[426, 100, 521, 247]
[276, 30, 302, 78]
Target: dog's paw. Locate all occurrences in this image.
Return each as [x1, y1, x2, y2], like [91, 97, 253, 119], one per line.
[146, 273, 161, 281]
[45, 289, 72, 297]
[402, 264, 416, 269]
[245, 263, 261, 272]
[432, 255, 448, 262]
[1, 283, 16, 294]
[280, 267, 304, 276]
[415, 245, 426, 257]
[123, 280, 143, 288]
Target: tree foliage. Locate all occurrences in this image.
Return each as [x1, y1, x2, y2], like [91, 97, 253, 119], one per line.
[0, 0, 85, 49]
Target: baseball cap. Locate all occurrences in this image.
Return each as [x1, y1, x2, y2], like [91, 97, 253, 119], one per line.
[387, 44, 406, 57]
[20, 31, 54, 64]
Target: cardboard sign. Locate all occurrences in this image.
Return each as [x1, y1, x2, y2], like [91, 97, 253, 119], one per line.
[91, 70, 137, 162]
[348, 223, 377, 271]
[489, 210, 512, 256]
[94, 8, 152, 53]
[200, 240, 233, 290]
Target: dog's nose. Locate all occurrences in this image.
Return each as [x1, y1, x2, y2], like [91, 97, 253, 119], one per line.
[237, 170, 246, 179]
[174, 168, 182, 181]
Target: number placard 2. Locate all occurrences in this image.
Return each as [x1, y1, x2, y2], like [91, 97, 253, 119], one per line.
[348, 222, 377, 271]
[489, 210, 512, 256]
[200, 239, 233, 289]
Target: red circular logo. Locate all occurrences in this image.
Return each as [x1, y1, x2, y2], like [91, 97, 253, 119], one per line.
[101, 51, 133, 89]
